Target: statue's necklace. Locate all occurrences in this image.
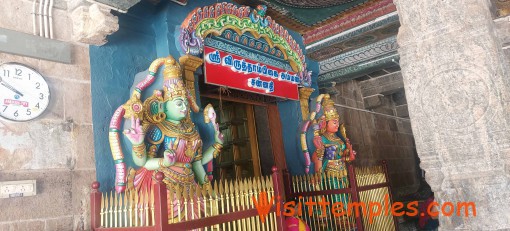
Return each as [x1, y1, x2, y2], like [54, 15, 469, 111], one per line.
[323, 132, 342, 143]
[158, 120, 199, 158]
[161, 120, 192, 133]
[157, 120, 199, 141]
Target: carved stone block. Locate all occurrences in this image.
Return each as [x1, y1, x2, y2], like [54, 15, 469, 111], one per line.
[71, 4, 119, 45]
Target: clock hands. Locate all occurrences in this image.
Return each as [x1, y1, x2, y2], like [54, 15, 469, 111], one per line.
[0, 76, 24, 97]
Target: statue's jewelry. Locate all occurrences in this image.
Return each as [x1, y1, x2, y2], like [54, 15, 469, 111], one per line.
[132, 144, 146, 158]
[173, 162, 191, 169]
[315, 147, 324, 160]
[322, 97, 339, 121]
[157, 120, 198, 139]
[152, 112, 166, 123]
[323, 132, 343, 143]
[201, 176, 211, 188]
[158, 158, 166, 168]
[212, 149, 220, 158]
[148, 145, 158, 158]
[212, 142, 223, 158]
[160, 168, 195, 187]
[212, 142, 223, 151]
[185, 140, 195, 158]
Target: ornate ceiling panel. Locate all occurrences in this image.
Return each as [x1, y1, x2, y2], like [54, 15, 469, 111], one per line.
[229, 0, 401, 84]
[318, 36, 398, 74]
[307, 19, 400, 61]
[233, 0, 394, 34]
[303, 0, 396, 45]
[318, 53, 399, 83]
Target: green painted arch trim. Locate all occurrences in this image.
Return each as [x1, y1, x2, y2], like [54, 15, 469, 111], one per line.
[195, 14, 304, 73]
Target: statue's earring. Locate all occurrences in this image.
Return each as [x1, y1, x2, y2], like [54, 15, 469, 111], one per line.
[152, 112, 166, 123]
[151, 101, 166, 123]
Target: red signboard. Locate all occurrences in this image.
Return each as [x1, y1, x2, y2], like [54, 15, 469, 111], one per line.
[204, 46, 300, 100]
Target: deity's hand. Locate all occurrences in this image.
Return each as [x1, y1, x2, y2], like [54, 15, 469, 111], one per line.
[350, 150, 357, 161]
[214, 127, 224, 145]
[163, 149, 176, 166]
[345, 138, 356, 161]
[313, 136, 324, 150]
[123, 116, 145, 145]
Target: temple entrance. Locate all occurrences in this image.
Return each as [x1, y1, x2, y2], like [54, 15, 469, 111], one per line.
[200, 94, 282, 180]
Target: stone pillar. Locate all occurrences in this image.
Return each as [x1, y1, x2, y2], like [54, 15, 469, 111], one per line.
[394, 0, 510, 229]
[179, 55, 203, 103]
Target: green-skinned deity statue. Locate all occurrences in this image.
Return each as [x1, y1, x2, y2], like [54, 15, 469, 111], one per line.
[108, 55, 223, 222]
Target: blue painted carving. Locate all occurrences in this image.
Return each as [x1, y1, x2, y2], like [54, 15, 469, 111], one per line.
[204, 30, 294, 71]
[218, 29, 284, 59]
[318, 52, 399, 83]
[319, 36, 398, 74]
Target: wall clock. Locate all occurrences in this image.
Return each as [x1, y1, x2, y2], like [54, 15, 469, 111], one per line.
[0, 63, 50, 121]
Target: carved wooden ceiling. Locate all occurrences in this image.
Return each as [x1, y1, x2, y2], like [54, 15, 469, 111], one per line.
[231, 0, 400, 84]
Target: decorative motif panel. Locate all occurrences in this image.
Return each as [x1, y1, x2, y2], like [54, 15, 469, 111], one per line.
[307, 17, 400, 61]
[319, 36, 398, 74]
[179, 2, 307, 74]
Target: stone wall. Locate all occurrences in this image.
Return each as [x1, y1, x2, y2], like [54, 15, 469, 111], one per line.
[331, 80, 420, 198]
[0, 0, 95, 230]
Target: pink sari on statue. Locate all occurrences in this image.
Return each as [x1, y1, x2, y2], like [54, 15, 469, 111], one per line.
[129, 136, 203, 224]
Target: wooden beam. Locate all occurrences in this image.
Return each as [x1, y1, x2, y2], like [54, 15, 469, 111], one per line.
[267, 104, 287, 201]
[267, 104, 286, 172]
[246, 104, 261, 177]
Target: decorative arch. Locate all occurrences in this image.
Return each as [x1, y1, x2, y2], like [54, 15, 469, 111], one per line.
[179, 2, 306, 73]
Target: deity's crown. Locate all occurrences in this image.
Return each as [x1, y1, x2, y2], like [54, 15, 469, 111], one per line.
[322, 97, 339, 121]
[160, 56, 186, 101]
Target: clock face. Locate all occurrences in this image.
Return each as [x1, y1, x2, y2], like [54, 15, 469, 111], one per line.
[0, 63, 50, 121]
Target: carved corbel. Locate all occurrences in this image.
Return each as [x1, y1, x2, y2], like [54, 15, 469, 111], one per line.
[179, 55, 203, 102]
[71, 4, 119, 45]
[299, 87, 315, 121]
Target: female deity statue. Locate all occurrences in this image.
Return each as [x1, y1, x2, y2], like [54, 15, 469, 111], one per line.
[301, 94, 356, 220]
[108, 55, 223, 222]
[311, 96, 356, 180]
[301, 94, 356, 177]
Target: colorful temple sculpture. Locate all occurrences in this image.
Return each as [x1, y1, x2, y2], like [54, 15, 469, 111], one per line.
[108, 55, 224, 222]
[89, 2, 400, 231]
